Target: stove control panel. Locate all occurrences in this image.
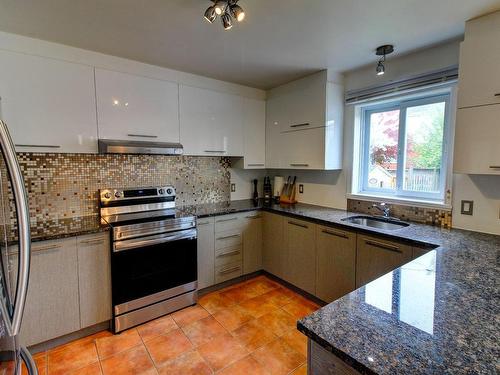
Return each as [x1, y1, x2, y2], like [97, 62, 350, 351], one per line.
[99, 186, 176, 203]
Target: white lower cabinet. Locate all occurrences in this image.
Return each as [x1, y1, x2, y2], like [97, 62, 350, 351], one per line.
[10, 238, 80, 346]
[197, 217, 215, 289]
[77, 233, 112, 328]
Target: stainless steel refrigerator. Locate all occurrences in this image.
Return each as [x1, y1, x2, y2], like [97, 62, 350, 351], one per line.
[0, 119, 37, 374]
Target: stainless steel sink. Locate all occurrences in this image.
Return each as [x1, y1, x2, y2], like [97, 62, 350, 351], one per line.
[341, 215, 409, 230]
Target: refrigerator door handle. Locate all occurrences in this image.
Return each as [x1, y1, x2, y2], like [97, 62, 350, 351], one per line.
[0, 120, 31, 336]
[20, 346, 38, 375]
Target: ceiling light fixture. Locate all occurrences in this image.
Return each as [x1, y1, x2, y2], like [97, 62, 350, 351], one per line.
[375, 45, 394, 76]
[203, 0, 245, 30]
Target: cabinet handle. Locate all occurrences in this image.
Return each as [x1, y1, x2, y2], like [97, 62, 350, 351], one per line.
[290, 163, 309, 167]
[219, 266, 241, 275]
[216, 217, 238, 223]
[245, 215, 261, 219]
[217, 249, 241, 257]
[204, 150, 226, 153]
[127, 134, 158, 138]
[32, 244, 62, 253]
[80, 239, 105, 245]
[365, 240, 402, 253]
[321, 229, 348, 239]
[197, 221, 211, 226]
[15, 144, 61, 149]
[489, 166, 500, 169]
[247, 163, 265, 166]
[288, 221, 308, 229]
[216, 234, 240, 240]
[290, 123, 310, 128]
[494, 93, 500, 97]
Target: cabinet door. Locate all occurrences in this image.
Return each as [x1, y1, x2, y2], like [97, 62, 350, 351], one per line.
[458, 13, 500, 108]
[283, 74, 326, 132]
[315, 226, 356, 303]
[179, 85, 243, 156]
[356, 235, 412, 288]
[281, 128, 325, 169]
[95, 68, 180, 143]
[242, 98, 266, 169]
[454, 105, 500, 175]
[284, 218, 316, 294]
[77, 233, 112, 328]
[197, 217, 215, 289]
[10, 238, 80, 346]
[265, 94, 286, 169]
[262, 212, 285, 278]
[242, 212, 263, 274]
[0, 50, 97, 153]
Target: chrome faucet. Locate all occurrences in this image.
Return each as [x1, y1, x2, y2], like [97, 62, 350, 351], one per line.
[372, 202, 390, 218]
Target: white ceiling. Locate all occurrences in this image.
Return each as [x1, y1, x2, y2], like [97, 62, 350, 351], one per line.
[0, 0, 498, 89]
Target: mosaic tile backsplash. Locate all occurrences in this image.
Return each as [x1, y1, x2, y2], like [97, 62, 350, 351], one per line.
[15, 153, 231, 227]
[347, 199, 452, 228]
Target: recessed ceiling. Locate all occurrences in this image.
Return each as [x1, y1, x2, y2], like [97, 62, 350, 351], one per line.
[0, 0, 498, 89]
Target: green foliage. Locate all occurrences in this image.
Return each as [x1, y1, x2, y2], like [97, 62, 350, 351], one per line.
[412, 112, 444, 169]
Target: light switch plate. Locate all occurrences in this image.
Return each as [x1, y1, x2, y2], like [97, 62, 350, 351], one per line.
[230, 183, 236, 192]
[299, 184, 304, 194]
[461, 200, 473, 215]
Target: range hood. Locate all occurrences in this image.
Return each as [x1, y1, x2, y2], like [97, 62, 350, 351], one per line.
[98, 139, 183, 155]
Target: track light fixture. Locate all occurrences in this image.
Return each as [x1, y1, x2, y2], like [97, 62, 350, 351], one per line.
[203, 0, 245, 30]
[375, 45, 394, 76]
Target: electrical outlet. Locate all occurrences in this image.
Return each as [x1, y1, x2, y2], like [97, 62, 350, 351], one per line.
[230, 183, 236, 192]
[461, 200, 473, 215]
[299, 184, 304, 194]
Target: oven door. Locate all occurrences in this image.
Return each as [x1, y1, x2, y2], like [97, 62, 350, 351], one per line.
[111, 228, 197, 314]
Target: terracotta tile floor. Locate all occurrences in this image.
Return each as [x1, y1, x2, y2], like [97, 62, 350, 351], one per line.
[31, 275, 319, 375]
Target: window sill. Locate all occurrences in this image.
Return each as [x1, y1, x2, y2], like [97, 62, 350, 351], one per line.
[347, 193, 452, 211]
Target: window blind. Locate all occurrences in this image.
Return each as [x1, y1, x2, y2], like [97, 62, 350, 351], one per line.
[345, 66, 458, 105]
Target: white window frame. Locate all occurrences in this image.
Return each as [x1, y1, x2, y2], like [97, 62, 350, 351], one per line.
[358, 91, 452, 203]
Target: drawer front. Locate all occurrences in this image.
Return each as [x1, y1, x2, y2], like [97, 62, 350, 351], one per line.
[215, 261, 243, 284]
[215, 246, 243, 267]
[214, 214, 245, 232]
[215, 230, 243, 250]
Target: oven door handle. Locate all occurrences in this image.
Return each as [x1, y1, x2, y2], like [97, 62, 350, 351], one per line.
[113, 229, 197, 252]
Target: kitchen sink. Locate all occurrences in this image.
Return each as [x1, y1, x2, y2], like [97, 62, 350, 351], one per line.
[341, 215, 409, 230]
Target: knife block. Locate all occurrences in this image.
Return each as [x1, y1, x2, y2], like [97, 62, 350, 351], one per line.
[279, 183, 297, 204]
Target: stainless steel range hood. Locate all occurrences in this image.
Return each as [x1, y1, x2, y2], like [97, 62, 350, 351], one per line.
[98, 139, 183, 155]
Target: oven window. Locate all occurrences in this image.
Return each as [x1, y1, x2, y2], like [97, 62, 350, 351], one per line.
[111, 236, 197, 306]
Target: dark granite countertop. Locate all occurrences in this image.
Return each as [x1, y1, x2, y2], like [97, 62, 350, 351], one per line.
[21, 199, 500, 374]
[24, 215, 108, 243]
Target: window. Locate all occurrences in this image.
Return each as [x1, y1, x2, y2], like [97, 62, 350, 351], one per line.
[359, 92, 451, 202]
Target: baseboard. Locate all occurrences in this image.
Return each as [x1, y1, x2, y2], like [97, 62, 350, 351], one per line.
[198, 270, 264, 296]
[28, 321, 111, 354]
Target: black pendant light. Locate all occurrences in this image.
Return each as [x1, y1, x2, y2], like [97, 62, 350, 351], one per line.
[375, 45, 394, 76]
[203, 0, 245, 30]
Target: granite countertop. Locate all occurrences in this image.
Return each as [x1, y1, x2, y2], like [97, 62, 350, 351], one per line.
[21, 199, 499, 374]
[25, 215, 108, 243]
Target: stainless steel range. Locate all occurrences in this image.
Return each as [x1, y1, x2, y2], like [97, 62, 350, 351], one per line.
[99, 186, 197, 333]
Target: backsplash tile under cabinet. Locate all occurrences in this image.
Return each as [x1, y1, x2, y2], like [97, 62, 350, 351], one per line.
[347, 199, 452, 228]
[14, 153, 231, 227]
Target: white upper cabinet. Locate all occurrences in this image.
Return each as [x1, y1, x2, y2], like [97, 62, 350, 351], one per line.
[266, 71, 344, 170]
[234, 98, 266, 169]
[179, 85, 244, 156]
[454, 105, 500, 175]
[95, 68, 180, 143]
[458, 11, 500, 109]
[0, 50, 97, 153]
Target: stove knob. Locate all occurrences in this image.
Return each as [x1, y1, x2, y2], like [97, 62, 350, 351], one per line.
[166, 188, 173, 195]
[158, 188, 165, 195]
[115, 191, 122, 198]
[104, 192, 111, 199]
